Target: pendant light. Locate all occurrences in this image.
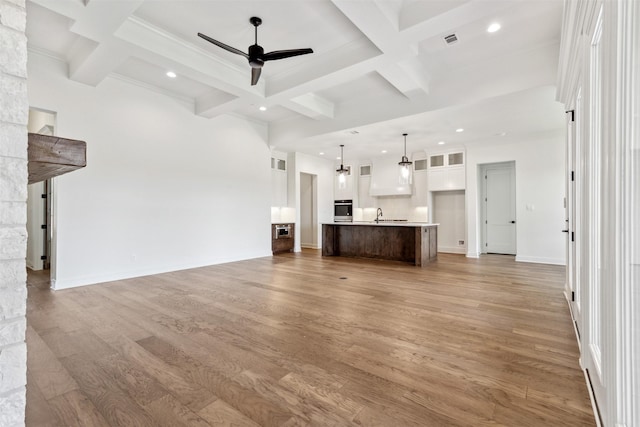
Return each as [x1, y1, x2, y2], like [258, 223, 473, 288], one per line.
[336, 144, 348, 189]
[398, 133, 412, 185]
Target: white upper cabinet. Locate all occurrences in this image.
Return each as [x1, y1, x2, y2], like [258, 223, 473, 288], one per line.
[428, 151, 465, 191]
[271, 154, 288, 206]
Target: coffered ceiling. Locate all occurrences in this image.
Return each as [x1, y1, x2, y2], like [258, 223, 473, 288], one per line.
[26, 0, 565, 161]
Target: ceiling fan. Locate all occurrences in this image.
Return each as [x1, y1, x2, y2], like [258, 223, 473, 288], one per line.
[198, 16, 313, 86]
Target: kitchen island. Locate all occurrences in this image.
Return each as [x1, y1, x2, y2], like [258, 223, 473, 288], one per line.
[322, 222, 438, 266]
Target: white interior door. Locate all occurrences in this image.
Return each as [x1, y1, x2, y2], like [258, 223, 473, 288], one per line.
[483, 163, 516, 255]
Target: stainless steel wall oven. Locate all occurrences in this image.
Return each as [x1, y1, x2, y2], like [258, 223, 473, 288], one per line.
[334, 199, 353, 222]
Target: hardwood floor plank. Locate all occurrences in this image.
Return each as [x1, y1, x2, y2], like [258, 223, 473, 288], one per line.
[47, 390, 111, 427]
[93, 331, 217, 413]
[26, 325, 79, 400]
[137, 335, 294, 426]
[143, 394, 211, 427]
[197, 399, 261, 427]
[26, 252, 594, 426]
[94, 354, 168, 407]
[25, 373, 63, 427]
[59, 354, 158, 426]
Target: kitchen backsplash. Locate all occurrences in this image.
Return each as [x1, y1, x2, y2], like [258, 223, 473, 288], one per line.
[354, 196, 429, 222]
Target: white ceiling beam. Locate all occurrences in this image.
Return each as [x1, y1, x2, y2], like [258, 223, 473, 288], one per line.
[284, 93, 335, 120]
[70, 0, 145, 42]
[68, 39, 130, 86]
[330, 0, 428, 98]
[40, 0, 144, 87]
[267, 37, 382, 98]
[331, 0, 415, 58]
[376, 62, 427, 99]
[195, 92, 246, 119]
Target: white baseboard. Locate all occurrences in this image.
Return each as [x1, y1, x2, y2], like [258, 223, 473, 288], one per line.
[583, 369, 603, 427]
[515, 255, 566, 265]
[438, 246, 466, 254]
[52, 251, 272, 290]
[466, 252, 480, 258]
[565, 290, 600, 427]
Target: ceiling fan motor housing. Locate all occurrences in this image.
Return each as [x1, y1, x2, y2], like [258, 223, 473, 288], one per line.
[249, 44, 265, 68]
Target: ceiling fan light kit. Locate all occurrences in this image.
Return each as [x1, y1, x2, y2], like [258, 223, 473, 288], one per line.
[398, 133, 413, 185]
[197, 16, 313, 86]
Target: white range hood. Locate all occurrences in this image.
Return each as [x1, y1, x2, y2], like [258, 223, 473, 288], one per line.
[369, 156, 412, 197]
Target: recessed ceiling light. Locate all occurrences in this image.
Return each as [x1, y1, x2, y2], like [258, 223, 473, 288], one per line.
[498, 132, 507, 136]
[259, 106, 267, 111]
[381, 150, 387, 153]
[166, 71, 177, 78]
[456, 128, 464, 133]
[438, 141, 446, 145]
[319, 152, 325, 155]
[487, 23, 501, 33]
[336, 156, 341, 160]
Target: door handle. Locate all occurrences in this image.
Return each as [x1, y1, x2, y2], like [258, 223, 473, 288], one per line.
[510, 221, 516, 224]
[562, 230, 569, 233]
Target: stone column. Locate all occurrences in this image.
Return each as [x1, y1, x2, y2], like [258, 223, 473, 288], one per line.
[0, 0, 28, 425]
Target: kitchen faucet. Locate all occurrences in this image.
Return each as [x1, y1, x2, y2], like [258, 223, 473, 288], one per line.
[376, 208, 383, 223]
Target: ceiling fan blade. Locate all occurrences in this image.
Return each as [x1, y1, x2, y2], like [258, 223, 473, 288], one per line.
[263, 48, 313, 61]
[197, 33, 248, 58]
[251, 67, 262, 86]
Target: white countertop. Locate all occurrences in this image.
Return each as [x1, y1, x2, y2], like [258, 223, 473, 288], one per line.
[323, 222, 438, 227]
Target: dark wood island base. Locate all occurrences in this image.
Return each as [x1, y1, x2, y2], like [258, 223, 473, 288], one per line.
[322, 223, 438, 266]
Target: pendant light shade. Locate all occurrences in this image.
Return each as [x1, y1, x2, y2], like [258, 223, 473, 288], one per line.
[398, 133, 412, 185]
[336, 144, 348, 189]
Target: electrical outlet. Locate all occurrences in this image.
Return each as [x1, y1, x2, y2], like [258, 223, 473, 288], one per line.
[458, 240, 465, 245]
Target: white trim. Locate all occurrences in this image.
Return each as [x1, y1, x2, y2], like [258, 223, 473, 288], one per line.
[515, 255, 565, 265]
[583, 368, 604, 427]
[437, 246, 465, 254]
[51, 252, 271, 290]
[466, 251, 479, 258]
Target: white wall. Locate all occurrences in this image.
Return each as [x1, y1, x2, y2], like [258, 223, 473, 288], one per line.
[28, 53, 272, 289]
[291, 152, 334, 252]
[466, 130, 566, 264]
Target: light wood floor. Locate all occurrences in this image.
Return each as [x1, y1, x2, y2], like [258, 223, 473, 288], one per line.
[26, 251, 595, 426]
